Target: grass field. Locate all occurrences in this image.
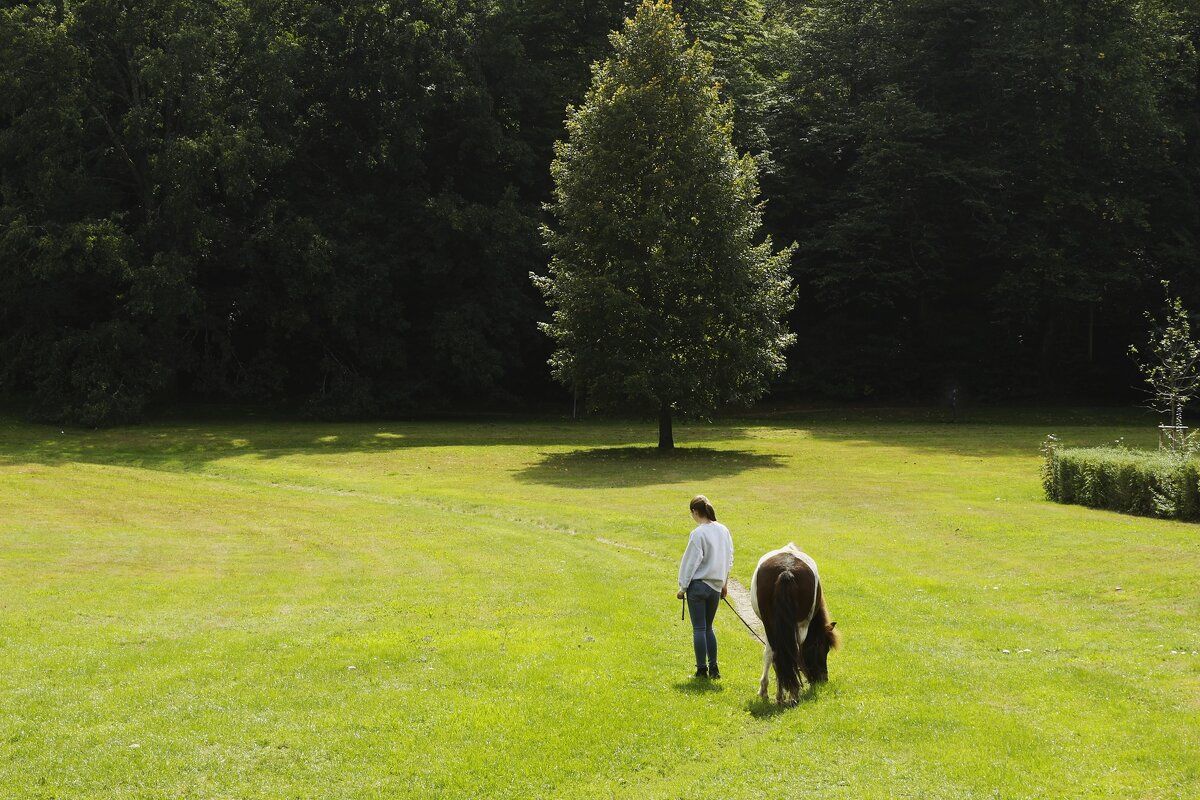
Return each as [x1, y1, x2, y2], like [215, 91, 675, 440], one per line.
[2, 408, 1198, 798]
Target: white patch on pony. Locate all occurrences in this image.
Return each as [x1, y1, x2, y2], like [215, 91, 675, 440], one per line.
[759, 645, 773, 699]
[750, 565, 761, 620]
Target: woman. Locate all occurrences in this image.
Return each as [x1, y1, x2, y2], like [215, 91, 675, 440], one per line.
[676, 495, 734, 679]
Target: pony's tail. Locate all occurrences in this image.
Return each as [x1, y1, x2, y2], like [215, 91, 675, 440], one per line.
[769, 569, 803, 699]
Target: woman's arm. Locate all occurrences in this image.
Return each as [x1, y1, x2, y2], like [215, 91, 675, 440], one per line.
[677, 532, 703, 591]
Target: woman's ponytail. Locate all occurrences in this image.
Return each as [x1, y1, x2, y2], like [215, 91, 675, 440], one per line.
[689, 495, 717, 522]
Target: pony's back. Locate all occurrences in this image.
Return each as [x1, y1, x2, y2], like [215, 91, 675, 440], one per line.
[753, 551, 819, 698]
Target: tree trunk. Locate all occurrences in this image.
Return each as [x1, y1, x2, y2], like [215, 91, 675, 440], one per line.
[658, 401, 674, 451]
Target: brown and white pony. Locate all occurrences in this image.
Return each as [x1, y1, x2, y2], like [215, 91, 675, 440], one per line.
[750, 543, 839, 704]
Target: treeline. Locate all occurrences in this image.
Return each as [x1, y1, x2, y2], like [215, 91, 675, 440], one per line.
[771, 0, 1200, 401]
[2, 0, 1198, 424]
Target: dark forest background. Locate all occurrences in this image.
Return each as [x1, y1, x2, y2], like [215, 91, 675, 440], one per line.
[2, 0, 1199, 425]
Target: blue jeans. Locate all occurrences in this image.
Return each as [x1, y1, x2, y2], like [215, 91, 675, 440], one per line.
[686, 580, 720, 671]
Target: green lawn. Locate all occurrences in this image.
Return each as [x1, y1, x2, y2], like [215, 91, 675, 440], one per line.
[1, 409, 1197, 798]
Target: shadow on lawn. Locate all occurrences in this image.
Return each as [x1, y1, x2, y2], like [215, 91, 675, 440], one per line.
[4, 406, 1150, 472]
[744, 686, 823, 718]
[513, 446, 786, 488]
[745, 405, 1161, 459]
[0, 417, 755, 473]
[802, 426, 1044, 459]
[803, 424, 1159, 459]
[672, 679, 725, 695]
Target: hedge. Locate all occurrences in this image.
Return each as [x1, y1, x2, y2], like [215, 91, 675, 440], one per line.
[1042, 443, 1200, 520]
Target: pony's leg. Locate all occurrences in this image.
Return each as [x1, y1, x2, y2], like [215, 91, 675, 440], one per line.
[759, 645, 772, 699]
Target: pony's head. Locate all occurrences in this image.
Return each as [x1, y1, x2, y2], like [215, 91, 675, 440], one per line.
[802, 619, 838, 683]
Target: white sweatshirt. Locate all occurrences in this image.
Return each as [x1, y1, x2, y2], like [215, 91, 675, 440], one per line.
[678, 521, 734, 593]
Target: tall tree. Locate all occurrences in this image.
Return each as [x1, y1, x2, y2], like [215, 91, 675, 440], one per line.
[535, 0, 796, 449]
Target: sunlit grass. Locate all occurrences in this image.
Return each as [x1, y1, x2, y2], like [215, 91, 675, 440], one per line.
[1, 408, 1197, 798]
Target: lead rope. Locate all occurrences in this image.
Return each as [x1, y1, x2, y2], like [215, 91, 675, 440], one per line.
[723, 595, 767, 647]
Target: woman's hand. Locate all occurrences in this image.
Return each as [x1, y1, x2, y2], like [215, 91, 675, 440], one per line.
[721, 584, 728, 599]
[676, 589, 685, 600]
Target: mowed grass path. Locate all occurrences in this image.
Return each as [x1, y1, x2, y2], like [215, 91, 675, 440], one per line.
[1, 410, 1197, 798]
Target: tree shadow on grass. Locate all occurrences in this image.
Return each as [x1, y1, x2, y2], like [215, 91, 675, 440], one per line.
[513, 446, 786, 489]
[0, 424, 421, 471]
[0, 416, 756, 471]
[746, 405, 1162, 459]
